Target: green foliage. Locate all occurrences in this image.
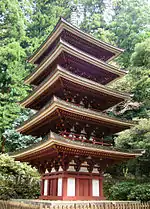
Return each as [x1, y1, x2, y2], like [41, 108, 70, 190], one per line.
[0, 0, 72, 148]
[76, 0, 115, 43]
[130, 66, 150, 105]
[3, 129, 41, 152]
[0, 154, 40, 200]
[128, 184, 150, 202]
[2, 109, 41, 152]
[115, 119, 150, 177]
[0, 0, 26, 44]
[109, 181, 150, 201]
[110, 38, 150, 120]
[109, 181, 136, 200]
[79, 0, 105, 32]
[108, 0, 150, 67]
[103, 173, 117, 198]
[131, 38, 150, 68]
[0, 0, 31, 145]
[0, 0, 150, 201]
[129, 39, 150, 107]
[116, 119, 150, 149]
[27, 0, 71, 50]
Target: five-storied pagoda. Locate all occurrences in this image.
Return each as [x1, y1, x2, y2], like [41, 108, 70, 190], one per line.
[12, 18, 139, 200]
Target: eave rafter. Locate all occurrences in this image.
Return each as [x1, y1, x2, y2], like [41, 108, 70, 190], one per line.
[25, 40, 126, 85]
[17, 96, 135, 135]
[11, 132, 140, 162]
[28, 17, 124, 64]
[20, 65, 131, 109]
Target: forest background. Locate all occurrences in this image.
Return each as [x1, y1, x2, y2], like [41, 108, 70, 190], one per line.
[0, 0, 150, 201]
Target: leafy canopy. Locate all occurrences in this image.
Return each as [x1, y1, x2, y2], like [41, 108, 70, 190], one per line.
[108, 0, 150, 67]
[0, 154, 40, 200]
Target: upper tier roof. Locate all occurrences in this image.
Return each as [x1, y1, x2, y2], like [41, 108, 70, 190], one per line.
[21, 65, 131, 110]
[17, 96, 135, 137]
[25, 40, 126, 85]
[28, 18, 124, 65]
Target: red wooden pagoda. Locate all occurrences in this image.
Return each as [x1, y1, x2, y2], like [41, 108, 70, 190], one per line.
[12, 18, 139, 200]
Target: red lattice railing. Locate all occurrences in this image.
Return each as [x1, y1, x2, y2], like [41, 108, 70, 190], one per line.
[59, 131, 112, 146]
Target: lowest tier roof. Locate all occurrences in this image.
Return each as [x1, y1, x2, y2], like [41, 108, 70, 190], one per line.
[21, 65, 131, 110]
[11, 132, 140, 162]
[28, 17, 124, 65]
[17, 96, 135, 137]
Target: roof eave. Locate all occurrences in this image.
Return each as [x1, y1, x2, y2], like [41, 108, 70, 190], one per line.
[11, 132, 141, 161]
[16, 97, 135, 134]
[20, 65, 131, 108]
[28, 17, 124, 64]
[24, 41, 126, 85]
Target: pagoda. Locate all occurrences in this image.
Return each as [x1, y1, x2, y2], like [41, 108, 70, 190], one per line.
[12, 18, 140, 201]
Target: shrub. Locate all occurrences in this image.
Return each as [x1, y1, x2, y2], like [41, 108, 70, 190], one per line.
[109, 181, 136, 200]
[103, 173, 117, 198]
[108, 181, 150, 202]
[0, 154, 40, 200]
[128, 184, 150, 202]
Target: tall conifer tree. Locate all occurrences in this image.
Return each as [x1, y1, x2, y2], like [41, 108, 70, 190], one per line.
[0, 0, 30, 149]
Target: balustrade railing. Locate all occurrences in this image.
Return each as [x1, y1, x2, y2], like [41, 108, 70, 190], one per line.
[59, 131, 112, 146]
[1, 200, 150, 209]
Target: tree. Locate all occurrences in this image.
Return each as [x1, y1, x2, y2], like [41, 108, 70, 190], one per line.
[0, 42, 30, 150]
[0, 154, 40, 200]
[105, 118, 150, 200]
[106, 38, 150, 197]
[130, 38, 150, 105]
[131, 38, 150, 68]
[0, 0, 26, 45]
[3, 109, 41, 152]
[78, 0, 105, 32]
[115, 118, 150, 177]
[74, 0, 115, 44]
[109, 181, 150, 201]
[27, 0, 72, 52]
[108, 0, 150, 68]
[109, 38, 150, 119]
[0, 0, 32, 148]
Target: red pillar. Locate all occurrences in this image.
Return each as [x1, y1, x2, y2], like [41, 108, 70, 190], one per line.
[75, 177, 79, 199]
[53, 178, 57, 196]
[88, 179, 92, 197]
[40, 178, 44, 196]
[99, 176, 105, 199]
[47, 179, 50, 196]
[62, 177, 67, 200]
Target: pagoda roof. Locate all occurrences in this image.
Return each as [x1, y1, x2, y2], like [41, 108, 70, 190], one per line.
[25, 39, 126, 85]
[21, 65, 131, 109]
[28, 18, 124, 65]
[11, 132, 140, 162]
[17, 96, 135, 137]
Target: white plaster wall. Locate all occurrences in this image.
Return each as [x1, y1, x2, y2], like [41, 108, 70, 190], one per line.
[43, 179, 48, 196]
[92, 179, 99, 196]
[67, 178, 75, 196]
[57, 178, 62, 196]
